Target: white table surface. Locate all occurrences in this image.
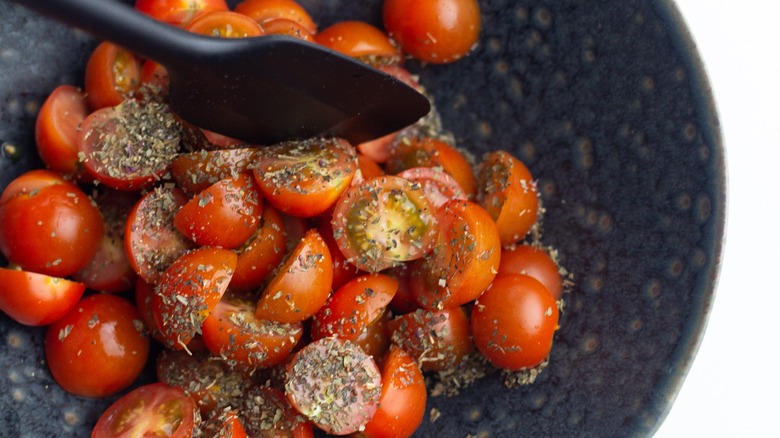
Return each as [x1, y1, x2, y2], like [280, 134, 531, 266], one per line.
[654, 1, 779, 436]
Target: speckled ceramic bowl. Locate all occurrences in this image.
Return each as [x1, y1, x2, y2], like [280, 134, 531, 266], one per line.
[0, 0, 724, 436]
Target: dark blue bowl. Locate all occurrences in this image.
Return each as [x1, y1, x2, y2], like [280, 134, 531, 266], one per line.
[0, 0, 724, 436]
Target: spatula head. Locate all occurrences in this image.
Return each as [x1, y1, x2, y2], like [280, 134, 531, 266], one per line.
[167, 35, 430, 145]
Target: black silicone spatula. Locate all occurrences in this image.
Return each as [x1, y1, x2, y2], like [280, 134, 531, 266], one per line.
[10, 0, 430, 145]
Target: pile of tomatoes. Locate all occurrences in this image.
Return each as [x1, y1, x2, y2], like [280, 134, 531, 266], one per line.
[0, 0, 566, 436]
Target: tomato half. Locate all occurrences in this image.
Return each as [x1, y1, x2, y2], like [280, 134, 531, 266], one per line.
[261, 18, 315, 41]
[34, 85, 90, 178]
[499, 244, 563, 299]
[315, 21, 402, 65]
[171, 147, 261, 195]
[84, 41, 141, 111]
[234, 0, 317, 34]
[230, 202, 287, 292]
[236, 385, 314, 438]
[396, 166, 467, 208]
[135, 0, 229, 27]
[0, 267, 85, 326]
[92, 383, 199, 438]
[202, 409, 248, 438]
[185, 10, 265, 37]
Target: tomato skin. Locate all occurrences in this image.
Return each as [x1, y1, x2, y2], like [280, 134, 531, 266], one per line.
[234, 0, 317, 34]
[499, 244, 563, 299]
[261, 18, 315, 41]
[135, 0, 229, 27]
[361, 348, 427, 438]
[92, 382, 200, 438]
[315, 21, 401, 64]
[185, 10, 265, 37]
[0, 267, 85, 326]
[34, 85, 89, 178]
[317, 216, 361, 291]
[383, 0, 481, 64]
[140, 60, 170, 94]
[84, 41, 141, 111]
[471, 274, 559, 370]
[45, 294, 150, 398]
[202, 409, 248, 438]
[171, 147, 260, 195]
[230, 202, 287, 292]
[357, 152, 386, 180]
[0, 170, 104, 277]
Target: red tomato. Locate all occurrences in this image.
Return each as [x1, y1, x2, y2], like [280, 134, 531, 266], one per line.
[471, 274, 559, 370]
[0, 170, 104, 277]
[396, 166, 467, 208]
[34, 85, 90, 178]
[255, 229, 332, 323]
[285, 337, 382, 435]
[202, 409, 248, 438]
[171, 147, 261, 195]
[252, 137, 357, 218]
[356, 130, 399, 164]
[152, 247, 236, 349]
[202, 291, 303, 369]
[173, 172, 263, 249]
[357, 152, 386, 180]
[92, 383, 199, 437]
[125, 186, 194, 284]
[0, 267, 85, 326]
[234, 0, 317, 34]
[331, 175, 439, 272]
[362, 348, 427, 438]
[499, 244, 563, 299]
[45, 294, 150, 397]
[385, 264, 419, 314]
[353, 308, 392, 361]
[383, 0, 481, 64]
[410, 200, 500, 309]
[311, 273, 398, 341]
[230, 202, 287, 292]
[235, 385, 314, 438]
[315, 21, 402, 64]
[316, 216, 361, 291]
[388, 306, 473, 372]
[139, 60, 170, 94]
[261, 18, 315, 41]
[185, 10, 265, 37]
[477, 150, 539, 245]
[135, 0, 229, 27]
[84, 41, 141, 111]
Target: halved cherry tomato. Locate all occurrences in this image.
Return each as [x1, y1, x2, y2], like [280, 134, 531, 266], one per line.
[0, 267, 85, 326]
[234, 0, 317, 34]
[331, 175, 438, 272]
[388, 306, 473, 372]
[135, 0, 229, 27]
[45, 294, 150, 397]
[361, 347, 427, 438]
[0, 170, 104, 277]
[199, 128, 246, 148]
[315, 20, 402, 65]
[84, 41, 141, 111]
[499, 244, 563, 299]
[386, 263, 419, 314]
[261, 18, 315, 41]
[252, 137, 357, 218]
[125, 186, 193, 283]
[357, 152, 386, 180]
[354, 308, 392, 361]
[171, 147, 261, 195]
[285, 337, 381, 435]
[397, 166, 467, 208]
[185, 10, 265, 37]
[202, 409, 248, 438]
[202, 291, 303, 369]
[34, 85, 89, 178]
[471, 274, 559, 370]
[410, 199, 500, 309]
[92, 383, 199, 437]
[255, 228, 332, 323]
[356, 131, 399, 164]
[230, 202, 287, 292]
[152, 247, 236, 349]
[383, 0, 481, 64]
[173, 172, 262, 249]
[476, 150, 538, 245]
[235, 385, 314, 438]
[316, 216, 361, 291]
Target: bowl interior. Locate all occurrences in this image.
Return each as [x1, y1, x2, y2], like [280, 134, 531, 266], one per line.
[0, 0, 724, 436]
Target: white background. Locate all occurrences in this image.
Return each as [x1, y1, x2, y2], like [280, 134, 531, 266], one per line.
[655, 1, 780, 437]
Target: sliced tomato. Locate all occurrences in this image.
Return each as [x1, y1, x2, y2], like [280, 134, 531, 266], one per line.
[316, 216, 361, 291]
[135, 0, 229, 27]
[410, 200, 500, 309]
[185, 10, 265, 37]
[255, 228, 332, 323]
[235, 385, 314, 438]
[201, 409, 248, 438]
[397, 166, 468, 208]
[261, 18, 315, 41]
[353, 308, 392, 361]
[356, 152, 386, 181]
[331, 175, 438, 272]
[92, 383, 199, 438]
[125, 185, 193, 283]
[0, 267, 85, 326]
[171, 147, 260, 195]
[173, 172, 262, 249]
[84, 41, 141, 111]
[499, 244, 563, 299]
[230, 202, 287, 292]
[152, 247, 236, 349]
[234, 0, 317, 34]
[315, 20, 401, 65]
[252, 137, 357, 218]
[34, 85, 90, 178]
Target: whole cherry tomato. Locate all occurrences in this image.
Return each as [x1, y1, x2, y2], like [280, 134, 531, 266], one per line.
[0, 267, 85, 326]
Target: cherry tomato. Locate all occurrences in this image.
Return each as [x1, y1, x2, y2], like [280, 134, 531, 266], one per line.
[152, 247, 236, 349]
[385, 263, 419, 314]
[311, 273, 398, 341]
[135, 0, 229, 27]
[125, 186, 194, 284]
[316, 216, 361, 291]
[0, 170, 104, 277]
[84, 41, 141, 111]
[230, 202, 287, 292]
[471, 274, 559, 370]
[353, 308, 392, 361]
[383, 0, 481, 64]
[92, 383, 199, 437]
[410, 200, 500, 309]
[315, 21, 402, 65]
[476, 150, 539, 245]
[235, 385, 314, 438]
[255, 228, 332, 323]
[357, 152, 386, 180]
[202, 291, 303, 369]
[396, 166, 467, 208]
[34, 85, 89, 178]
[234, 0, 317, 34]
[261, 18, 315, 41]
[361, 348, 427, 438]
[388, 306, 473, 372]
[173, 172, 262, 249]
[499, 244, 563, 299]
[139, 60, 170, 94]
[285, 337, 381, 435]
[185, 10, 265, 37]
[356, 130, 399, 164]
[45, 294, 150, 397]
[252, 137, 357, 218]
[202, 409, 248, 438]
[0, 267, 85, 326]
[331, 175, 439, 272]
[171, 147, 261, 195]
